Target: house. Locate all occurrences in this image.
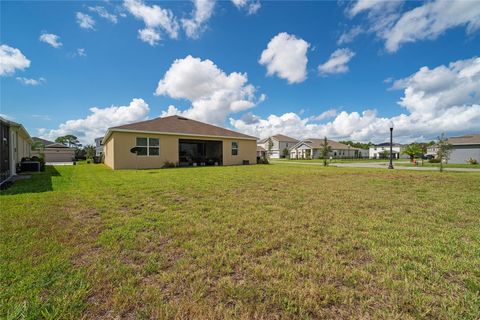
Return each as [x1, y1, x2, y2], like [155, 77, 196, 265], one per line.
[102, 115, 258, 170]
[95, 137, 104, 156]
[447, 134, 480, 164]
[369, 143, 407, 159]
[257, 134, 299, 158]
[0, 117, 33, 185]
[290, 138, 368, 159]
[256, 145, 267, 158]
[32, 137, 76, 163]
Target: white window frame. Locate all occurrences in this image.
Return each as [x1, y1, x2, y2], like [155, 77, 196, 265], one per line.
[231, 141, 239, 156]
[136, 137, 160, 156]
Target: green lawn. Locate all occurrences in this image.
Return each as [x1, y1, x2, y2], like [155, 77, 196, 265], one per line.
[394, 162, 480, 169]
[272, 158, 404, 163]
[1, 163, 479, 319]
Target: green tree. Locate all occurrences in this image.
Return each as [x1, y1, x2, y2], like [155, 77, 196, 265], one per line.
[55, 135, 81, 148]
[282, 148, 289, 159]
[267, 138, 274, 158]
[320, 137, 332, 166]
[402, 143, 423, 162]
[436, 133, 452, 172]
[84, 145, 96, 159]
[379, 150, 389, 159]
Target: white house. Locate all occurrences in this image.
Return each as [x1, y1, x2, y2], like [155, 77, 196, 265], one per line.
[290, 139, 368, 159]
[95, 137, 104, 156]
[369, 143, 406, 159]
[257, 134, 299, 158]
[1, 117, 33, 186]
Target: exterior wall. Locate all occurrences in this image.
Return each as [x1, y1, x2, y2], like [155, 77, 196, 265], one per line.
[449, 145, 480, 164]
[10, 127, 32, 175]
[105, 132, 256, 169]
[369, 146, 404, 159]
[95, 137, 104, 156]
[257, 139, 295, 159]
[43, 148, 75, 162]
[103, 135, 115, 169]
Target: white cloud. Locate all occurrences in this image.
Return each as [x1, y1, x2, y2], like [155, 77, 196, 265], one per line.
[310, 108, 338, 121]
[88, 6, 118, 23]
[318, 48, 355, 75]
[38, 98, 150, 144]
[39, 33, 62, 48]
[16, 77, 46, 86]
[182, 0, 215, 38]
[77, 48, 86, 57]
[76, 12, 96, 30]
[0, 44, 30, 77]
[231, 56, 480, 143]
[337, 26, 363, 45]
[259, 32, 310, 84]
[383, 0, 480, 52]
[346, 0, 480, 52]
[155, 55, 261, 125]
[138, 28, 161, 46]
[231, 0, 261, 15]
[124, 0, 179, 43]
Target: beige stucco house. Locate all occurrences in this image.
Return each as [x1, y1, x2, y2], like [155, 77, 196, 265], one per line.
[290, 138, 368, 159]
[1, 117, 33, 185]
[102, 115, 258, 169]
[32, 137, 76, 163]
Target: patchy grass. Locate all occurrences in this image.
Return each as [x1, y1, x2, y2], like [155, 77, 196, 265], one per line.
[1, 163, 479, 319]
[272, 158, 403, 163]
[395, 162, 480, 169]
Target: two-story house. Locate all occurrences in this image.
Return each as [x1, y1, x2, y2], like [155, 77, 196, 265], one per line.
[257, 134, 299, 158]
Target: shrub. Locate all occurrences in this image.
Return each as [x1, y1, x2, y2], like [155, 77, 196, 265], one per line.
[162, 161, 177, 168]
[257, 157, 269, 164]
[428, 158, 441, 163]
[467, 158, 478, 165]
[30, 156, 46, 171]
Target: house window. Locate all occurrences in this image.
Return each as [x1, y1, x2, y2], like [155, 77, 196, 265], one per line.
[136, 137, 159, 156]
[231, 141, 238, 156]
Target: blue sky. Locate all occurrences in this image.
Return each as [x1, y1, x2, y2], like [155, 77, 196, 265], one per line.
[1, 0, 479, 144]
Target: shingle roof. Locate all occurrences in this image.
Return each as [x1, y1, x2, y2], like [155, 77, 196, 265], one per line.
[110, 115, 256, 140]
[297, 138, 364, 150]
[33, 137, 55, 146]
[448, 134, 480, 145]
[258, 134, 299, 144]
[374, 142, 403, 147]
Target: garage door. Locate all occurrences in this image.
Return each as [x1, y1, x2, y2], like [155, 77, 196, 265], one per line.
[44, 150, 74, 162]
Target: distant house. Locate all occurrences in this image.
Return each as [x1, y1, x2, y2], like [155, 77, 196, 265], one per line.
[369, 143, 407, 159]
[32, 137, 75, 163]
[256, 145, 267, 158]
[290, 139, 368, 159]
[257, 134, 299, 158]
[447, 134, 480, 164]
[0, 117, 33, 185]
[102, 115, 257, 170]
[95, 137, 104, 156]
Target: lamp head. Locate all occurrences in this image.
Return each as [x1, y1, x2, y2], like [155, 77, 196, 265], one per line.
[389, 121, 394, 130]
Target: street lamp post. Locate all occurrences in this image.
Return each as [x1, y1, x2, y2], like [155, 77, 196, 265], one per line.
[388, 121, 394, 169]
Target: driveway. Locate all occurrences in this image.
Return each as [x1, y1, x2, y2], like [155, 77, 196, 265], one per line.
[273, 161, 480, 172]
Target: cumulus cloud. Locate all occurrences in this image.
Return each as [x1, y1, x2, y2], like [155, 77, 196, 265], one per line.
[310, 108, 338, 121]
[77, 48, 86, 57]
[231, 56, 480, 143]
[155, 55, 261, 125]
[76, 12, 96, 30]
[0, 44, 30, 76]
[38, 98, 150, 144]
[182, 0, 215, 38]
[318, 48, 355, 75]
[345, 0, 480, 52]
[124, 0, 179, 44]
[88, 6, 118, 23]
[39, 33, 62, 48]
[16, 77, 46, 86]
[231, 0, 261, 15]
[259, 32, 310, 84]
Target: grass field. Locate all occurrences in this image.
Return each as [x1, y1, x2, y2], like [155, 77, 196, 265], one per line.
[272, 158, 404, 163]
[394, 162, 480, 169]
[1, 163, 479, 319]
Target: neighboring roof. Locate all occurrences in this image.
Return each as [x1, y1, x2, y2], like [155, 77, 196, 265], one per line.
[257, 146, 266, 152]
[293, 138, 364, 150]
[258, 134, 299, 144]
[0, 117, 33, 144]
[104, 116, 257, 143]
[33, 137, 55, 145]
[448, 134, 480, 145]
[373, 142, 403, 147]
[44, 143, 71, 149]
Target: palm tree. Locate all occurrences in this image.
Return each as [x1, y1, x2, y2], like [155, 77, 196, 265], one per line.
[402, 143, 423, 162]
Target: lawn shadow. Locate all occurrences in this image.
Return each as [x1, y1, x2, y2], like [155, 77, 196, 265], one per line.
[0, 166, 61, 195]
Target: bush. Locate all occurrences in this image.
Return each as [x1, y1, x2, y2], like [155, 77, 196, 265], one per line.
[162, 161, 177, 168]
[467, 158, 478, 165]
[428, 158, 441, 163]
[257, 157, 269, 164]
[29, 156, 46, 171]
